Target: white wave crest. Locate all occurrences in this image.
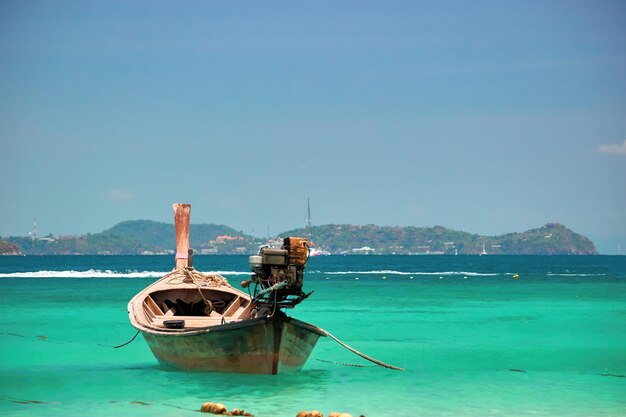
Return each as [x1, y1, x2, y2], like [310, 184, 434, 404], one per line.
[212, 271, 253, 276]
[324, 270, 498, 277]
[0, 269, 167, 278]
[546, 273, 606, 277]
[0, 269, 252, 278]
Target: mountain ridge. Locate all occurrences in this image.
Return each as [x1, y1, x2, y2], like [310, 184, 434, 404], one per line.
[2, 220, 597, 255]
[280, 222, 596, 255]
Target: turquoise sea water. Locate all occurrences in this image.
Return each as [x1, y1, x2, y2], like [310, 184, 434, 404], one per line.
[1, 255, 625, 417]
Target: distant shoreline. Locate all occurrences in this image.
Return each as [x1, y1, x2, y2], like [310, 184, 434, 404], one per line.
[2, 253, 615, 257]
[1, 221, 597, 256]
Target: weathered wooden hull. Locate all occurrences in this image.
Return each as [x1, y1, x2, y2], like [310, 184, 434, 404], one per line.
[140, 316, 323, 374]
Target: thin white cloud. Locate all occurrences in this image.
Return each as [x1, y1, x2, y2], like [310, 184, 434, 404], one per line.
[598, 140, 626, 156]
[106, 189, 134, 201]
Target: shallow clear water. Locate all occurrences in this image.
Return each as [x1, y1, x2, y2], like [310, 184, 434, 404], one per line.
[1, 255, 625, 417]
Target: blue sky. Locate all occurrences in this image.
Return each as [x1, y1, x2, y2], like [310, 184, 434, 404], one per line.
[1, 1, 625, 253]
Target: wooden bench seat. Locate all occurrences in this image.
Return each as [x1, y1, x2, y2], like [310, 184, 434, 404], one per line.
[143, 294, 254, 329]
[143, 295, 164, 319]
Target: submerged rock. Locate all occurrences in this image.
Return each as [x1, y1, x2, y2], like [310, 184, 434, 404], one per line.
[201, 402, 227, 414]
[296, 411, 323, 417]
[230, 408, 254, 416]
[200, 402, 253, 416]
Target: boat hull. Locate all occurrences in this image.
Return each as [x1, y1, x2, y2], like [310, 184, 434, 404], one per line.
[140, 316, 323, 374]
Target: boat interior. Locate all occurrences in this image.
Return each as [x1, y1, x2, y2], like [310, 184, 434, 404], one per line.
[141, 288, 255, 330]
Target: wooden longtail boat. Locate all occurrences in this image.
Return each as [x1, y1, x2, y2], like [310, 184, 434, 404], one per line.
[128, 204, 325, 374]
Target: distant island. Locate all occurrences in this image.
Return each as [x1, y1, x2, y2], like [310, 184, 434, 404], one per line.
[0, 220, 597, 255]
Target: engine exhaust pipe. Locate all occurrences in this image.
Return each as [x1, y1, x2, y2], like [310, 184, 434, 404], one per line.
[173, 203, 191, 270]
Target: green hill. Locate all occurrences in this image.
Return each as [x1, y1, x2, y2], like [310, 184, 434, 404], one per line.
[0, 239, 20, 255]
[4, 221, 597, 255]
[5, 221, 262, 255]
[497, 223, 597, 255]
[279, 222, 597, 255]
[102, 220, 250, 248]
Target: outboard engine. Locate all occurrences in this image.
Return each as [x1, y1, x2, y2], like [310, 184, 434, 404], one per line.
[243, 237, 312, 309]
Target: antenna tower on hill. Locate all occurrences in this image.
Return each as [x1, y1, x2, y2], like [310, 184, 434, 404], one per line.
[306, 198, 313, 242]
[30, 218, 38, 241]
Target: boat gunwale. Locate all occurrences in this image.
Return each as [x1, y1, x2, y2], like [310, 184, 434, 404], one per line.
[131, 311, 326, 337]
[128, 271, 247, 323]
[128, 273, 326, 338]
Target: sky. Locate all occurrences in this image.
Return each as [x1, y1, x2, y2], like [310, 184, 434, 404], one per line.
[1, 1, 625, 254]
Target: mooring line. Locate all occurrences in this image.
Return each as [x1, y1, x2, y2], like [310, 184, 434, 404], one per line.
[105, 330, 141, 349]
[308, 325, 404, 371]
[315, 358, 375, 368]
